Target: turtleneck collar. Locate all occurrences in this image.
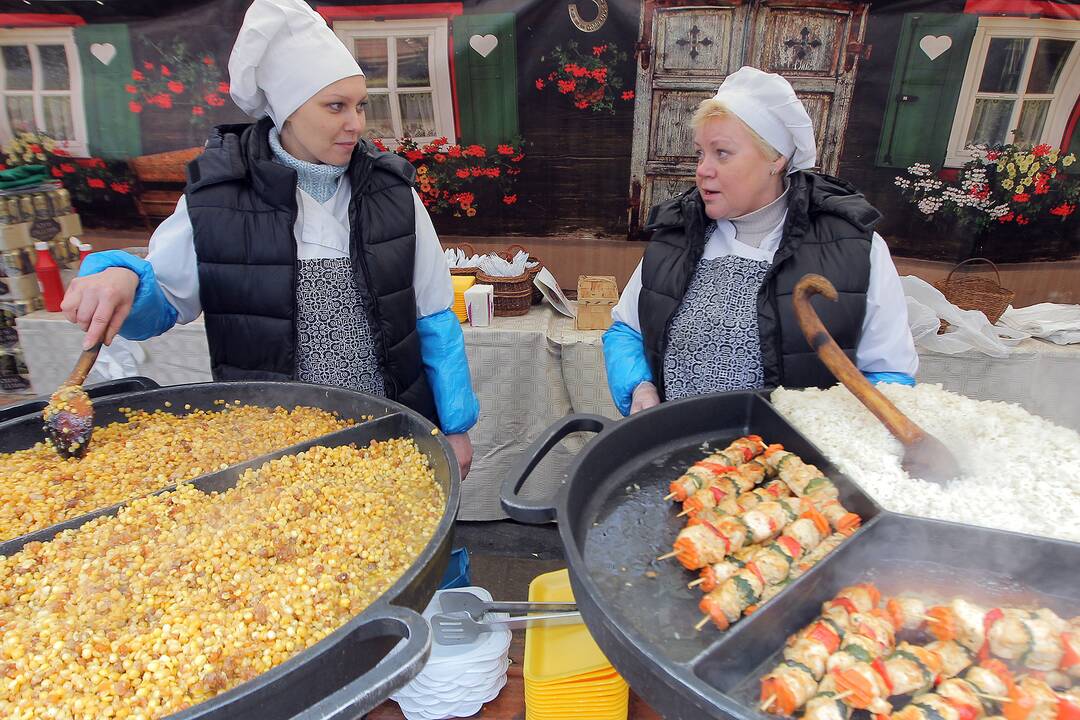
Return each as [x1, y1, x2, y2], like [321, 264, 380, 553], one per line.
[730, 179, 790, 248]
[268, 126, 348, 204]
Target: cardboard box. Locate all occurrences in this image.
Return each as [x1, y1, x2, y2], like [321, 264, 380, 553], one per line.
[575, 275, 618, 331]
[0, 222, 31, 251]
[0, 273, 41, 301]
[465, 284, 494, 327]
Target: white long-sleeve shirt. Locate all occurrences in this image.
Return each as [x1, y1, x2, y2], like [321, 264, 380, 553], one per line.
[611, 217, 919, 375]
[146, 176, 453, 323]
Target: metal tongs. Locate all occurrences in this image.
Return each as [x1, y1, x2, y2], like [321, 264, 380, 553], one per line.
[430, 591, 581, 645]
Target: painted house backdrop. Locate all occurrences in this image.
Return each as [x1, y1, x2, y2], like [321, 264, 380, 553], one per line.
[0, 0, 1076, 262]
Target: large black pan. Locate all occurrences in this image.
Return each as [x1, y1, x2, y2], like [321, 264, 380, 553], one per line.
[0, 381, 460, 719]
[501, 390, 1080, 719]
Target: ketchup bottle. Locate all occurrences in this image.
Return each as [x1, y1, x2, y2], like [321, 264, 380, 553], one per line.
[34, 241, 65, 312]
[78, 243, 92, 261]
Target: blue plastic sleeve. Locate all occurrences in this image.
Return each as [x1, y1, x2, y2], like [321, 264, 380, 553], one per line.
[863, 371, 916, 387]
[77, 250, 178, 341]
[602, 321, 654, 417]
[417, 308, 480, 434]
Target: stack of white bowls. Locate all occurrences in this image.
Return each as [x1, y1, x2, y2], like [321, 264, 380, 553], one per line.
[390, 586, 512, 720]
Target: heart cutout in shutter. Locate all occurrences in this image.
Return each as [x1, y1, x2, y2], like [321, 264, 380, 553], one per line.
[469, 34, 498, 58]
[919, 35, 952, 61]
[90, 42, 117, 66]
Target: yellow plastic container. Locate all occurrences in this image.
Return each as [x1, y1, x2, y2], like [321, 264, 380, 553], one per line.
[451, 275, 475, 323]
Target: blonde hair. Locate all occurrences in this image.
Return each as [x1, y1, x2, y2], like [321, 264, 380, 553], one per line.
[691, 97, 782, 162]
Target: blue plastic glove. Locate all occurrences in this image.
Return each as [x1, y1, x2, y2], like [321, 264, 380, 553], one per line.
[417, 308, 479, 434]
[602, 321, 654, 417]
[863, 371, 916, 387]
[77, 251, 178, 341]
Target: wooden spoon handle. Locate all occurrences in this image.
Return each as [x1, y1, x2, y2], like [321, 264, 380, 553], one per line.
[791, 274, 925, 447]
[65, 343, 102, 387]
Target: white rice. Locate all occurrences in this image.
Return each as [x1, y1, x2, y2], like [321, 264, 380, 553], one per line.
[770, 384, 1080, 543]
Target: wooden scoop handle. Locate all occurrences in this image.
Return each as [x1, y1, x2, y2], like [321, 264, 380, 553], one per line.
[791, 274, 925, 447]
[64, 343, 102, 388]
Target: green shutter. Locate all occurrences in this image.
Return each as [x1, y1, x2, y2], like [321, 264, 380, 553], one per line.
[876, 13, 977, 169]
[74, 24, 142, 158]
[452, 13, 518, 146]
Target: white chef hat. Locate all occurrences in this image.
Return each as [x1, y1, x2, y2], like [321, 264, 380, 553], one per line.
[713, 66, 817, 174]
[228, 0, 364, 128]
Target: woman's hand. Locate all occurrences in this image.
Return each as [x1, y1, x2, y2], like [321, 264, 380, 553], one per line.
[445, 432, 473, 480]
[630, 381, 660, 415]
[60, 267, 140, 349]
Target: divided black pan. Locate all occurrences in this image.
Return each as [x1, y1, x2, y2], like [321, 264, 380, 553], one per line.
[502, 390, 1080, 720]
[0, 381, 460, 719]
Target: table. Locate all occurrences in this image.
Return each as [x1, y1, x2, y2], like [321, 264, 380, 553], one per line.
[15, 308, 1080, 520]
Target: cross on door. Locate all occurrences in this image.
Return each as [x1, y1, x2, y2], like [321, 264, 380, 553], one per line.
[674, 24, 715, 60]
[784, 26, 822, 60]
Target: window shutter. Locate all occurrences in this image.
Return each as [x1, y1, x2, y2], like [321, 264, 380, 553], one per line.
[452, 13, 519, 146]
[876, 13, 977, 169]
[74, 24, 142, 158]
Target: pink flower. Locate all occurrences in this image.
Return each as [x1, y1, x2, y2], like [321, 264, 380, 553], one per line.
[131, 70, 145, 81]
[192, 106, 205, 116]
[535, 78, 545, 90]
[129, 101, 143, 113]
[160, 65, 172, 77]
[167, 80, 185, 94]
[125, 84, 137, 94]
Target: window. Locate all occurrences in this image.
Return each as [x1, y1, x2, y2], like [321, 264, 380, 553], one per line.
[333, 19, 456, 145]
[946, 17, 1080, 167]
[0, 28, 88, 157]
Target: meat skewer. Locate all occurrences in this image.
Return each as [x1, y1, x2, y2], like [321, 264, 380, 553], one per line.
[926, 601, 1073, 674]
[664, 435, 770, 502]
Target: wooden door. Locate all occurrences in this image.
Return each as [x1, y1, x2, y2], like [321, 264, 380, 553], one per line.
[628, 0, 870, 235]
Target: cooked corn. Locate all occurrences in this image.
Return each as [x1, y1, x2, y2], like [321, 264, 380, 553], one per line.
[0, 439, 443, 719]
[0, 404, 352, 542]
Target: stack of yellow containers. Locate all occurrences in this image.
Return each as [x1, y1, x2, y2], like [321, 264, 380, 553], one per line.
[523, 569, 629, 720]
[451, 275, 475, 323]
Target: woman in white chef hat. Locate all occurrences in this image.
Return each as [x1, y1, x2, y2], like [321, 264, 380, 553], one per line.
[603, 67, 918, 415]
[61, 0, 478, 476]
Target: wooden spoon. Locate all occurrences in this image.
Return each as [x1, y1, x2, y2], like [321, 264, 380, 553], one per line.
[792, 274, 960, 485]
[42, 343, 102, 459]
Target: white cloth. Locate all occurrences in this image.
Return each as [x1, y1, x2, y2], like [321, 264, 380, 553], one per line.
[713, 67, 816, 173]
[147, 182, 453, 323]
[611, 219, 919, 376]
[229, 0, 364, 128]
[999, 303, 1080, 345]
[902, 276, 1029, 357]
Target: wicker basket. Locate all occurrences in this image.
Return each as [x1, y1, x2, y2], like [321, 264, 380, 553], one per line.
[506, 244, 544, 305]
[476, 269, 533, 316]
[446, 243, 479, 277]
[933, 257, 1015, 332]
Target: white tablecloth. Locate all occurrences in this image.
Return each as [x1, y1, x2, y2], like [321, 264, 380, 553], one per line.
[15, 308, 1079, 519]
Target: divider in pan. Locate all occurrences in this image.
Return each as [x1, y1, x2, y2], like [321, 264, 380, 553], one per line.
[692, 513, 1080, 718]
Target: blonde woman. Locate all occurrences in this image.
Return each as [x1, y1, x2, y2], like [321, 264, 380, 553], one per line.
[604, 66, 917, 416]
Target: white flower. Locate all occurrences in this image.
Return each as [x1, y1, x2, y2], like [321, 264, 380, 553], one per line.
[894, 177, 912, 189]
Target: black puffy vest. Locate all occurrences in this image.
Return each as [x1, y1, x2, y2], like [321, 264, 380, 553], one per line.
[184, 116, 438, 423]
[638, 171, 879, 394]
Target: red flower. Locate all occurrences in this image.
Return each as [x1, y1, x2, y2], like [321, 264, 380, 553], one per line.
[110, 182, 131, 194]
[464, 145, 486, 158]
[621, 90, 635, 101]
[161, 65, 171, 77]
[28, 143, 41, 153]
[1031, 143, 1052, 157]
[1012, 193, 1030, 203]
[574, 100, 589, 109]
[192, 106, 205, 116]
[511, 153, 524, 163]
[51, 167, 64, 178]
[148, 93, 173, 109]
[125, 84, 137, 94]
[52, 148, 67, 157]
[447, 146, 462, 158]
[497, 144, 514, 155]
[1050, 203, 1076, 217]
[373, 139, 388, 152]
[502, 194, 518, 205]
[205, 93, 226, 107]
[87, 178, 106, 189]
[592, 45, 606, 57]
[405, 150, 424, 162]
[1015, 214, 1029, 225]
[203, 56, 215, 66]
[455, 169, 470, 179]
[434, 154, 446, 163]
[143, 61, 154, 70]
[129, 101, 143, 113]
[132, 70, 145, 81]
[548, 72, 557, 81]
[986, 150, 1000, 161]
[591, 67, 608, 83]
[60, 163, 75, 173]
[557, 79, 576, 94]
[535, 78, 545, 90]
[507, 167, 521, 175]
[218, 82, 230, 94]
[998, 212, 1015, 224]
[167, 80, 185, 94]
